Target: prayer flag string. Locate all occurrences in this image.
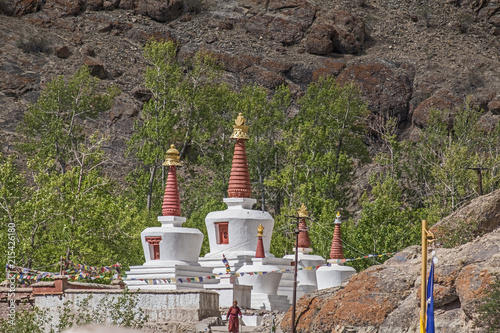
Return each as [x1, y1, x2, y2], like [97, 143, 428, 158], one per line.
[129, 252, 398, 285]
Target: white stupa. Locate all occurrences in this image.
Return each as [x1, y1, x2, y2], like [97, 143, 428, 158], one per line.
[125, 145, 216, 290]
[281, 204, 325, 300]
[316, 212, 356, 289]
[236, 224, 290, 311]
[199, 113, 277, 272]
[199, 114, 292, 309]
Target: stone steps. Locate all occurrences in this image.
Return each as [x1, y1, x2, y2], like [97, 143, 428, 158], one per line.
[210, 325, 259, 332]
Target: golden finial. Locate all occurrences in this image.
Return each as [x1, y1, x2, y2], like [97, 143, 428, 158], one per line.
[162, 144, 182, 166]
[256, 224, 264, 237]
[334, 211, 341, 224]
[230, 113, 250, 140]
[298, 204, 309, 217]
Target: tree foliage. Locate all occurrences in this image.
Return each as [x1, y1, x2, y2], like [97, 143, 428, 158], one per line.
[266, 77, 369, 260]
[127, 40, 234, 213]
[3, 38, 499, 281]
[18, 66, 119, 174]
[1, 68, 145, 278]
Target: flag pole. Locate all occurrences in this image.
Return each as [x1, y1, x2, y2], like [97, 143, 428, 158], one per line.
[420, 220, 428, 332]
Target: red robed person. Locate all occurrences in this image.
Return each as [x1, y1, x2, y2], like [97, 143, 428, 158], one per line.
[226, 300, 242, 333]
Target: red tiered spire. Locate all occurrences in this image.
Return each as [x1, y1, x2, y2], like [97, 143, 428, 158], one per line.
[297, 204, 311, 249]
[255, 224, 265, 258]
[330, 212, 344, 260]
[228, 113, 252, 198]
[161, 145, 182, 217]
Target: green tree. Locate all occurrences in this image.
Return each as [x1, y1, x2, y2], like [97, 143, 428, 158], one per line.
[342, 177, 422, 271]
[1, 67, 146, 275]
[267, 77, 369, 259]
[231, 84, 291, 211]
[399, 104, 500, 221]
[127, 40, 233, 213]
[18, 66, 119, 174]
[0, 142, 146, 271]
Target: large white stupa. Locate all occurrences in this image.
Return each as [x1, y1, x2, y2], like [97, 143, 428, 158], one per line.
[198, 114, 292, 309]
[199, 114, 279, 272]
[124, 145, 216, 290]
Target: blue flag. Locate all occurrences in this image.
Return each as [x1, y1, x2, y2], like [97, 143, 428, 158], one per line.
[426, 255, 436, 333]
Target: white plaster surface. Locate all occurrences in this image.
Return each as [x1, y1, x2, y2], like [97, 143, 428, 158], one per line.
[124, 265, 217, 290]
[236, 259, 282, 295]
[203, 198, 275, 259]
[316, 264, 356, 290]
[249, 293, 290, 311]
[206, 283, 252, 308]
[241, 315, 262, 326]
[141, 225, 204, 265]
[283, 252, 325, 288]
[35, 289, 219, 331]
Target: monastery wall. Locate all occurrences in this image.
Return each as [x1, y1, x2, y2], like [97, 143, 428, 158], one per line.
[0, 285, 220, 329]
[36, 289, 220, 326]
[0, 287, 34, 321]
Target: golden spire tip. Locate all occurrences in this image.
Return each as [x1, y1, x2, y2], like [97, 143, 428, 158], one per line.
[163, 144, 182, 166]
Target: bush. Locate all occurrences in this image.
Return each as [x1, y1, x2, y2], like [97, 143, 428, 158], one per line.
[0, 289, 148, 332]
[0, 307, 49, 333]
[182, 0, 202, 13]
[16, 37, 51, 54]
[0, 0, 10, 15]
[474, 275, 500, 332]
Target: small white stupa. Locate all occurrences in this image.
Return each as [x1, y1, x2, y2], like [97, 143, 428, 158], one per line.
[125, 145, 216, 290]
[281, 204, 325, 300]
[316, 212, 356, 289]
[236, 224, 290, 311]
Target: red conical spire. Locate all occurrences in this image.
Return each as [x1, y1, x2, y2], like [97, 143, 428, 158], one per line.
[296, 204, 311, 249]
[228, 113, 252, 198]
[330, 212, 344, 260]
[162, 145, 182, 217]
[255, 224, 265, 258]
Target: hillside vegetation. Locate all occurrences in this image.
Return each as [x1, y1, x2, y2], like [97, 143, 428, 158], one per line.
[0, 0, 499, 283]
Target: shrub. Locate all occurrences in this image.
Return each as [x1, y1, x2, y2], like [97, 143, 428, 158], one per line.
[0, 0, 10, 15]
[437, 218, 482, 248]
[182, 0, 202, 13]
[474, 275, 500, 332]
[16, 37, 51, 54]
[0, 289, 148, 332]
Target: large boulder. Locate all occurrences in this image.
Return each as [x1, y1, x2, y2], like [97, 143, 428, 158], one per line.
[431, 189, 500, 246]
[135, 0, 183, 23]
[412, 89, 461, 128]
[337, 61, 415, 123]
[306, 10, 365, 55]
[245, 0, 317, 46]
[43, 0, 86, 17]
[281, 218, 500, 332]
[2, 0, 44, 16]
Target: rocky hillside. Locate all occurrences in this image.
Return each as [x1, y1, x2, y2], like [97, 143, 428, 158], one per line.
[1, 0, 500, 181]
[279, 189, 500, 333]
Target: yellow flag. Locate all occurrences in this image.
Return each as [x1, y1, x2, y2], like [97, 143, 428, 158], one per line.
[420, 315, 425, 333]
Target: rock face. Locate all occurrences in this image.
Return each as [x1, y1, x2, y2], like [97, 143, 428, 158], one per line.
[280, 189, 500, 333]
[337, 62, 415, 122]
[306, 10, 365, 55]
[1, 0, 500, 180]
[431, 189, 500, 246]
